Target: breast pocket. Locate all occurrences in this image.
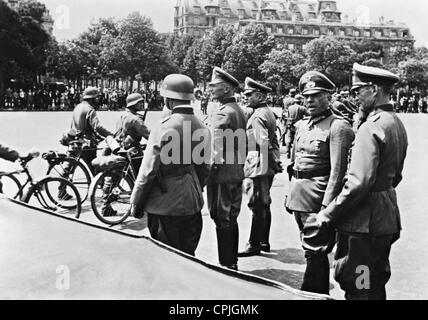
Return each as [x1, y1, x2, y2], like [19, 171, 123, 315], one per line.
[309, 132, 329, 155]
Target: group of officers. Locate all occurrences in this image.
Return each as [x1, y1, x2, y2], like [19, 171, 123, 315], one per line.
[0, 61, 408, 300]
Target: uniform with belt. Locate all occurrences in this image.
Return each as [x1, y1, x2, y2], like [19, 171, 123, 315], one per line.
[70, 89, 113, 171]
[318, 64, 408, 300]
[130, 75, 211, 256]
[285, 71, 354, 295]
[207, 67, 247, 269]
[238, 77, 282, 257]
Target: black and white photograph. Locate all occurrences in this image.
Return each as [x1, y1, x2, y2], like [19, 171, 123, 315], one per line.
[1, 0, 427, 305]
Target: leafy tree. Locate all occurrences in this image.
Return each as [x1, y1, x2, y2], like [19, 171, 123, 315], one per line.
[182, 38, 204, 84]
[259, 46, 305, 92]
[197, 24, 237, 81]
[303, 36, 355, 86]
[0, 0, 50, 108]
[223, 23, 276, 82]
[398, 57, 428, 93]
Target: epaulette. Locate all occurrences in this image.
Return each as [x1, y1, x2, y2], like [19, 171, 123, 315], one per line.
[367, 114, 381, 122]
[218, 105, 226, 111]
[161, 116, 171, 124]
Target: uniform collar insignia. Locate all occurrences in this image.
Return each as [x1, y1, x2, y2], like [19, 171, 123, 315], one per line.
[219, 97, 236, 105]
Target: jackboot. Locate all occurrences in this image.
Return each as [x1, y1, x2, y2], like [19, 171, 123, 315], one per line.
[216, 226, 238, 270]
[301, 253, 330, 295]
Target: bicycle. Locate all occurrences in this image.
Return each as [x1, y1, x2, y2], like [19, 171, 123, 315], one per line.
[0, 152, 82, 217]
[88, 146, 145, 226]
[43, 138, 96, 203]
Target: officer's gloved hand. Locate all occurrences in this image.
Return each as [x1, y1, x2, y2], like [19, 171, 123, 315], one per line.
[130, 204, 144, 219]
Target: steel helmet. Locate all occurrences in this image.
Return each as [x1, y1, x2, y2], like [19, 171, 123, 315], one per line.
[160, 74, 195, 100]
[126, 93, 144, 108]
[83, 87, 99, 100]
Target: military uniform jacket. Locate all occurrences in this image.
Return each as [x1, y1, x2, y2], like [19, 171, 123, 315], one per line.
[286, 104, 309, 129]
[210, 97, 247, 184]
[70, 101, 112, 145]
[0, 143, 19, 162]
[130, 105, 211, 216]
[244, 103, 280, 178]
[321, 104, 408, 235]
[114, 109, 150, 144]
[286, 110, 355, 213]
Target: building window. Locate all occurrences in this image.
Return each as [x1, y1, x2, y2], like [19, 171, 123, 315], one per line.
[390, 31, 397, 38]
[353, 30, 360, 37]
[402, 31, 409, 37]
[238, 9, 245, 19]
[313, 28, 320, 36]
[328, 29, 334, 36]
[375, 30, 382, 37]
[364, 30, 371, 37]
[302, 28, 308, 35]
[288, 27, 294, 35]
[288, 43, 295, 50]
[194, 7, 200, 14]
[339, 29, 345, 36]
[277, 26, 283, 34]
[302, 44, 307, 50]
[266, 26, 272, 33]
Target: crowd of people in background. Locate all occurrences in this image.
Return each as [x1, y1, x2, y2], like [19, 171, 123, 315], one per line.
[1, 85, 165, 111]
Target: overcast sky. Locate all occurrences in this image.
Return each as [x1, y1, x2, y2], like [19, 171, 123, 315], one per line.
[39, 0, 428, 47]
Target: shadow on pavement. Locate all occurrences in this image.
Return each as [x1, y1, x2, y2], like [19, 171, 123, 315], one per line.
[246, 268, 336, 292]
[262, 248, 307, 265]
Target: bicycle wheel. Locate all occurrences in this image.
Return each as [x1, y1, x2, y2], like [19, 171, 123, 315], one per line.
[0, 172, 23, 200]
[89, 170, 134, 225]
[47, 157, 92, 203]
[22, 176, 82, 218]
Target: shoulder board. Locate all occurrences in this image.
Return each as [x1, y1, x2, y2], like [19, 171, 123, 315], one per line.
[161, 116, 171, 124]
[218, 105, 226, 111]
[368, 114, 381, 122]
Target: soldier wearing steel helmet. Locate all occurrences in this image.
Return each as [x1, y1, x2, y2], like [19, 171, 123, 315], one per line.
[207, 67, 247, 270]
[69, 87, 113, 167]
[130, 74, 211, 256]
[237, 77, 282, 257]
[56, 87, 114, 200]
[317, 63, 408, 300]
[285, 71, 355, 295]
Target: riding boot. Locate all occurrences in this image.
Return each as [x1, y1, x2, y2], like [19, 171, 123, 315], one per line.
[301, 253, 330, 295]
[216, 226, 238, 270]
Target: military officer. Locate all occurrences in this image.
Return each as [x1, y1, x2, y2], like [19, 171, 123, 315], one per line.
[317, 64, 408, 300]
[285, 71, 355, 295]
[238, 77, 282, 257]
[130, 74, 211, 256]
[207, 67, 247, 270]
[284, 94, 309, 159]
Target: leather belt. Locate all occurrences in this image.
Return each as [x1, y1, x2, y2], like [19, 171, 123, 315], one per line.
[162, 165, 195, 178]
[292, 167, 331, 179]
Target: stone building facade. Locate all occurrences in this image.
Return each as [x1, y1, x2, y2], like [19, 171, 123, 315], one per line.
[174, 0, 415, 61]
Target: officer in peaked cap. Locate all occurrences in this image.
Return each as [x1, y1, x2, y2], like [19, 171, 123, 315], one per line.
[131, 74, 211, 257]
[285, 70, 355, 295]
[238, 77, 282, 257]
[209, 66, 240, 88]
[317, 63, 407, 300]
[207, 67, 247, 270]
